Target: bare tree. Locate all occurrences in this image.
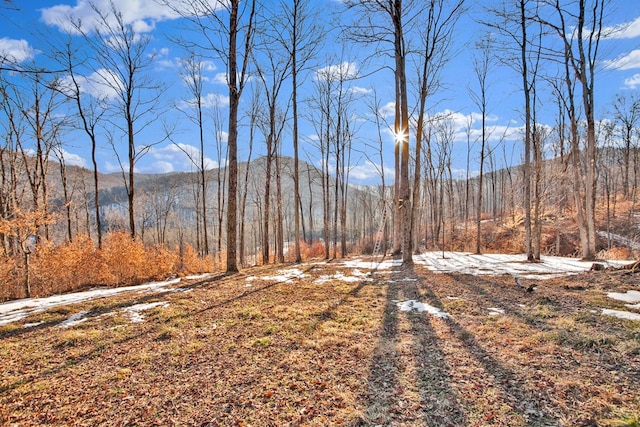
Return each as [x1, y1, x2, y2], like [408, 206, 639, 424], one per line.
[484, 0, 544, 261]
[239, 86, 260, 267]
[611, 93, 640, 201]
[178, 55, 211, 255]
[344, 0, 415, 263]
[55, 36, 107, 247]
[254, 10, 292, 264]
[163, 0, 257, 272]
[411, 0, 465, 254]
[71, 2, 165, 239]
[538, 0, 606, 260]
[279, 0, 323, 263]
[469, 36, 494, 254]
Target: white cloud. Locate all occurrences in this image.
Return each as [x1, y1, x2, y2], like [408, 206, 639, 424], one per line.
[315, 61, 358, 81]
[202, 93, 230, 108]
[0, 38, 35, 63]
[350, 86, 372, 95]
[103, 160, 123, 173]
[139, 160, 174, 174]
[348, 160, 393, 182]
[603, 16, 640, 39]
[213, 72, 228, 85]
[40, 0, 186, 34]
[604, 49, 640, 70]
[624, 73, 640, 89]
[458, 124, 525, 143]
[179, 92, 230, 109]
[379, 101, 395, 118]
[217, 131, 229, 144]
[211, 71, 251, 85]
[148, 143, 219, 172]
[60, 68, 123, 100]
[54, 149, 87, 168]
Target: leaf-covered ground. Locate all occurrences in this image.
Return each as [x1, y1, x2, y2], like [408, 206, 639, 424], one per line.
[1, 258, 639, 426]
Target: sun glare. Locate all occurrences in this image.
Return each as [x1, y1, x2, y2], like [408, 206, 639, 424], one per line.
[394, 128, 407, 144]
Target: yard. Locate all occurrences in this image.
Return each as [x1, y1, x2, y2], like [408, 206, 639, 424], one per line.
[1, 254, 639, 426]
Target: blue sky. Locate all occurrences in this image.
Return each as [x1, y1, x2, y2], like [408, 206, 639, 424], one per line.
[1, 0, 640, 185]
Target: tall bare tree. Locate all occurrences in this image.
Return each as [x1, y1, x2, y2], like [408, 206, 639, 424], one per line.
[344, 0, 414, 263]
[538, 0, 606, 260]
[411, 0, 465, 254]
[484, 0, 544, 261]
[469, 36, 494, 254]
[255, 8, 292, 265]
[164, 0, 257, 272]
[55, 36, 107, 248]
[72, 2, 164, 239]
[611, 93, 640, 201]
[178, 55, 210, 256]
[279, 0, 323, 263]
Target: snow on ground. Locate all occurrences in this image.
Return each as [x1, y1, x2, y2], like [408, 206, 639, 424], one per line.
[342, 258, 403, 271]
[245, 268, 307, 283]
[123, 302, 169, 323]
[395, 299, 450, 318]
[602, 291, 640, 322]
[59, 311, 90, 328]
[185, 273, 213, 281]
[607, 290, 640, 304]
[601, 309, 640, 322]
[1, 252, 635, 327]
[342, 252, 628, 279]
[314, 269, 373, 285]
[0, 278, 181, 326]
[413, 252, 628, 279]
[488, 307, 505, 316]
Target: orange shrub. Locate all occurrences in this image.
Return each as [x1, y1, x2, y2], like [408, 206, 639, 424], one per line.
[31, 234, 103, 295]
[179, 244, 215, 274]
[303, 241, 327, 260]
[0, 256, 21, 301]
[597, 246, 631, 261]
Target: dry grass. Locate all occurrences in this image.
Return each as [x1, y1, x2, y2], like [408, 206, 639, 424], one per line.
[1, 259, 639, 426]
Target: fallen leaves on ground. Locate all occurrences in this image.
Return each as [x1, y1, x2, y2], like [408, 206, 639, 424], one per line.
[1, 259, 639, 426]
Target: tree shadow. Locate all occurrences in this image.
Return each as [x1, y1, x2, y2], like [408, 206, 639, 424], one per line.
[416, 271, 559, 426]
[356, 264, 467, 426]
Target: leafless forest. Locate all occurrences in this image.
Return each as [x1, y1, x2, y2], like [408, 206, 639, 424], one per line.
[1, 0, 640, 300]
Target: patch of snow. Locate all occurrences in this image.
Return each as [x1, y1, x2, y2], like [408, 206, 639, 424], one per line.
[0, 312, 28, 326]
[59, 311, 90, 328]
[123, 302, 169, 323]
[488, 307, 505, 316]
[395, 299, 449, 318]
[23, 321, 44, 328]
[342, 259, 403, 270]
[601, 308, 640, 322]
[413, 252, 627, 279]
[607, 290, 640, 304]
[314, 271, 373, 284]
[626, 303, 640, 310]
[252, 268, 308, 283]
[351, 269, 368, 277]
[0, 278, 181, 326]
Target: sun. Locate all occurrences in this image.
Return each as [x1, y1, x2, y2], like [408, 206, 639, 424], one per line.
[394, 128, 408, 144]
